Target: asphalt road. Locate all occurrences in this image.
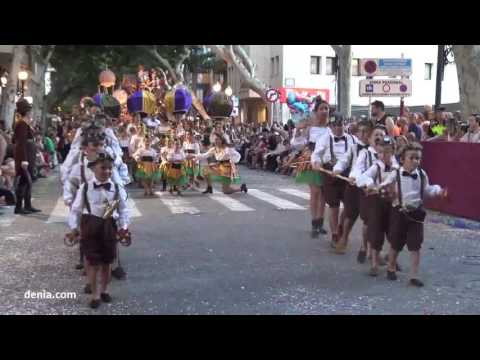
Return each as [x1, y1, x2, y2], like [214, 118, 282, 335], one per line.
[1, 166, 479, 315]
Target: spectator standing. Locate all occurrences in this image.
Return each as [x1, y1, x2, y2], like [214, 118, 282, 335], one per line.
[460, 114, 480, 143]
[13, 99, 41, 214]
[407, 113, 422, 141]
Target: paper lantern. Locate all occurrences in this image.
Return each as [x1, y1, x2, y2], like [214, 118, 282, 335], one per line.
[99, 69, 116, 88]
[100, 94, 121, 118]
[113, 89, 128, 105]
[205, 92, 233, 120]
[164, 91, 175, 114]
[93, 93, 104, 107]
[127, 90, 156, 115]
[173, 86, 192, 114]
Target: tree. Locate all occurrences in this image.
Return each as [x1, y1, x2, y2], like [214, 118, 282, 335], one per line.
[331, 45, 352, 117]
[205, 45, 268, 101]
[451, 45, 480, 116]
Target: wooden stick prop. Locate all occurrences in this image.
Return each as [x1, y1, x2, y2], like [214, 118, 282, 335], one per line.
[290, 161, 353, 183]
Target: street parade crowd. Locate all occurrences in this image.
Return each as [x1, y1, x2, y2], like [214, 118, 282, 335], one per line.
[2, 64, 478, 309]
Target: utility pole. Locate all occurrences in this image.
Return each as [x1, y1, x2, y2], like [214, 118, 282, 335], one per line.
[435, 45, 445, 108]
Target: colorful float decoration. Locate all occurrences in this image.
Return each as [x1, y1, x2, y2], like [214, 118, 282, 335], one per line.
[99, 69, 116, 88]
[127, 89, 157, 115]
[113, 89, 128, 105]
[203, 91, 233, 121]
[164, 85, 192, 115]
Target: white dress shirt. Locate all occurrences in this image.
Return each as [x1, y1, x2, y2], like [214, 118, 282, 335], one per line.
[290, 128, 307, 151]
[379, 166, 443, 208]
[197, 147, 241, 163]
[333, 140, 368, 175]
[311, 133, 355, 166]
[133, 148, 158, 162]
[356, 159, 399, 188]
[308, 126, 331, 143]
[63, 155, 94, 206]
[68, 177, 129, 230]
[349, 147, 379, 181]
[167, 150, 186, 162]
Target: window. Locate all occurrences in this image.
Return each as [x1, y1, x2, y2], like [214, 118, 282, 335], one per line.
[271, 57, 275, 77]
[326, 57, 336, 75]
[424, 63, 433, 80]
[275, 56, 280, 76]
[310, 56, 321, 74]
[352, 58, 360, 76]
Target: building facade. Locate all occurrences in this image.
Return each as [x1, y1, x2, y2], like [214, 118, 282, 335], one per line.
[228, 45, 460, 124]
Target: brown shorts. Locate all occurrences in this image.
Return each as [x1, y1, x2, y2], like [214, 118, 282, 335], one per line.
[359, 191, 371, 224]
[366, 195, 392, 252]
[324, 177, 346, 208]
[343, 183, 361, 221]
[389, 206, 424, 252]
[80, 214, 118, 265]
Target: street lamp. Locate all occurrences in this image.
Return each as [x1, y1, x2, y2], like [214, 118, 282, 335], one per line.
[18, 69, 28, 98]
[225, 86, 233, 97]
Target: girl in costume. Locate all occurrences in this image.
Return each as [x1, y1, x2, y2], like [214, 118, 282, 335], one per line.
[295, 97, 331, 238]
[165, 139, 189, 195]
[159, 137, 173, 192]
[182, 130, 201, 189]
[133, 136, 160, 197]
[196, 133, 247, 195]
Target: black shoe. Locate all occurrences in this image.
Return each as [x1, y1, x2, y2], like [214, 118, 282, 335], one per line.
[387, 270, 397, 281]
[357, 250, 367, 264]
[84, 284, 92, 294]
[75, 263, 84, 270]
[14, 208, 31, 215]
[202, 186, 213, 194]
[89, 299, 101, 309]
[310, 220, 319, 238]
[100, 293, 112, 303]
[240, 183, 248, 193]
[395, 263, 402, 272]
[25, 207, 41, 213]
[316, 218, 327, 235]
[111, 266, 126, 280]
[409, 278, 424, 287]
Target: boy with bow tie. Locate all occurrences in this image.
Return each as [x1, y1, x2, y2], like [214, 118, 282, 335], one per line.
[66, 151, 130, 309]
[377, 143, 447, 287]
[311, 113, 355, 247]
[356, 136, 399, 277]
[349, 125, 387, 264]
[331, 119, 373, 254]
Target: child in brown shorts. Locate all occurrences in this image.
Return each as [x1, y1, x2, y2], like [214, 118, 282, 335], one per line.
[66, 151, 130, 308]
[332, 119, 373, 254]
[377, 143, 447, 287]
[357, 136, 399, 276]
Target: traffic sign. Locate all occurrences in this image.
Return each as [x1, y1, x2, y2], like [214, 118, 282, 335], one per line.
[359, 79, 412, 97]
[266, 88, 280, 103]
[360, 58, 412, 76]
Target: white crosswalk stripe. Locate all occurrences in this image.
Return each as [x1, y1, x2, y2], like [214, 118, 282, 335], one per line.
[0, 207, 16, 228]
[209, 190, 255, 212]
[46, 196, 142, 223]
[155, 192, 200, 214]
[278, 188, 310, 200]
[247, 189, 306, 210]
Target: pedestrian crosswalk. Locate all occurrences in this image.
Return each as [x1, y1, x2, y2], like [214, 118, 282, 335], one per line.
[0, 187, 312, 225]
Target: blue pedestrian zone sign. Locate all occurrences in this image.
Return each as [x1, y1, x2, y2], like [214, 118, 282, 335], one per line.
[378, 59, 412, 74]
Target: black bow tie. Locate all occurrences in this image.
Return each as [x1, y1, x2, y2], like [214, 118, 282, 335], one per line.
[374, 153, 379, 159]
[402, 171, 418, 180]
[357, 144, 368, 151]
[334, 136, 346, 143]
[385, 165, 392, 172]
[94, 182, 111, 191]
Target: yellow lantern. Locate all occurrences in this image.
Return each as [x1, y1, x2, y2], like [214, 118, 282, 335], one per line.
[113, 89, 128, 105]
[99, 69, 116, 88]
[164, 90, 175, 114]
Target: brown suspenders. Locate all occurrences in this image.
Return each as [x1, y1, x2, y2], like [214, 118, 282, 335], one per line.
[329, 135, 349, 163]
[82, 182, 119, 215]
[396, 168, 425, 208]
